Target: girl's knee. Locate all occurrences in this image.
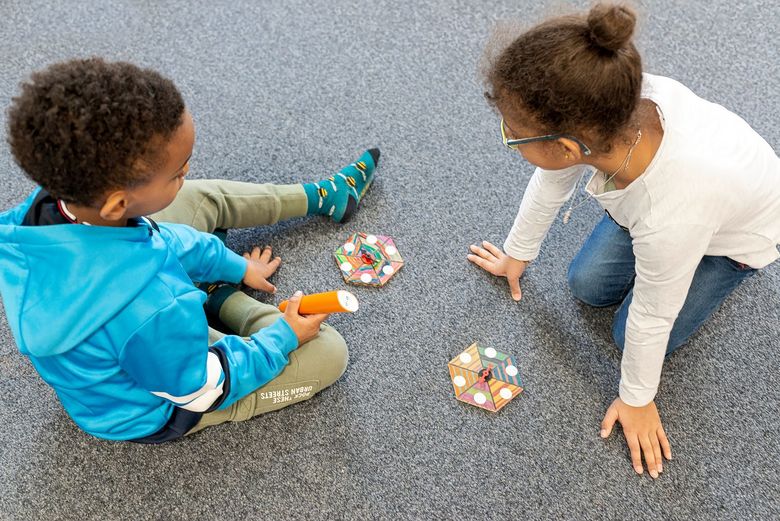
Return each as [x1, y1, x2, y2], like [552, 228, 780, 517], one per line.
[567, 262, 601, 306]
[568, 260, 625, 307]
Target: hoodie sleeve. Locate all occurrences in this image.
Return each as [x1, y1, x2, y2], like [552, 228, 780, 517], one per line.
[209, 315, 300, 409]
[118, 288, 299, 412]
[156, 222, 248, 284]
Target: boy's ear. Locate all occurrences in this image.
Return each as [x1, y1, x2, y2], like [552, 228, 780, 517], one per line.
[99, 191, 130, 221]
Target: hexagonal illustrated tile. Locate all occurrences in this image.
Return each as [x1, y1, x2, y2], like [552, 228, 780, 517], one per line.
[448, 342, 523, 412]
[334, 232, 404, 287]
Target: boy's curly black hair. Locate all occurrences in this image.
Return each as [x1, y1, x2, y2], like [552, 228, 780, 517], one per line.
[7, 57, 185, 206]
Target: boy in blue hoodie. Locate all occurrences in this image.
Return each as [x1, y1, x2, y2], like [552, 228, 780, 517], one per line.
[0, 58, 380, 443]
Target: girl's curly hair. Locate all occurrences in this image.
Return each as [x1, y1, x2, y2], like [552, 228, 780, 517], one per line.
[7, 57, 185, 206]
[484, 3, 642, 153]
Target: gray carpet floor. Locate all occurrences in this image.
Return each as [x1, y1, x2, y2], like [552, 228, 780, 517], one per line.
[1, 1, 778, 520]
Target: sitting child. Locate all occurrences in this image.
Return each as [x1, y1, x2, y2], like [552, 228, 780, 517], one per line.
[0, 57, 380, 443]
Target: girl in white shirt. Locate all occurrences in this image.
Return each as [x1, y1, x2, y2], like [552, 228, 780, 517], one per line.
[468, 2, 780, 479]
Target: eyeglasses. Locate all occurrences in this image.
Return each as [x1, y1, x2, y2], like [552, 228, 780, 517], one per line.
[500, 118, 592, 156]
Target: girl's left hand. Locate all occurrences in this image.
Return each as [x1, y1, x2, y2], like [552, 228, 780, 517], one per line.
[600, 397, 672, 478]
[242, 246, 281, 293]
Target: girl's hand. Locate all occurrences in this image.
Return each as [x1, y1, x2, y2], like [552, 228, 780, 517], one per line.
[242, 246, 281, 293]
[467, 241, 529, 301]
[281, 291, 329, 346]
[601, 398, 672, 478]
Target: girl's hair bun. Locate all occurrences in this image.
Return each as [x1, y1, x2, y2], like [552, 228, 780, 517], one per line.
[587, 3, 637, 52]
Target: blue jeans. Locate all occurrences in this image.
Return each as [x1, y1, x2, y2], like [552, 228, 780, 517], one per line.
[567, 214, 757, 355]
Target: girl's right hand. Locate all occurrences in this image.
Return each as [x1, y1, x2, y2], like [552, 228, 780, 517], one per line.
[467, 241, 529, 301]
[281, 291, 329, 346]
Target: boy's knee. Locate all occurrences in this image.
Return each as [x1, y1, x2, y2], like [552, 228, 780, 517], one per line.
[310, 325, 349, 386]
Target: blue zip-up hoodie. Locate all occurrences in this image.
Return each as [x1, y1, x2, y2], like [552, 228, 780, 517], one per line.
[0, 188, 299, 441]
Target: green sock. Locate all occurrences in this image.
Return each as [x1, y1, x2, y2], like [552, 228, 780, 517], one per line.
[303, 148, 380, 223]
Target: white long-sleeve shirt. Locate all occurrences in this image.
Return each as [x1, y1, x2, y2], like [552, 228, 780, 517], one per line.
[504, 73, 780, 406]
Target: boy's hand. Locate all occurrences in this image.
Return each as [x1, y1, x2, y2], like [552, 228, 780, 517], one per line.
[467, 241, 529, 301]
[281, 291, 329, 346]
[242, 246, 281, 293]
[600, 397, 672, 479]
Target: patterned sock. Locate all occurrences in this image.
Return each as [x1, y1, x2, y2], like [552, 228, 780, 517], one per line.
[303, 148, 380, 223]
[203, 283, 239, 318]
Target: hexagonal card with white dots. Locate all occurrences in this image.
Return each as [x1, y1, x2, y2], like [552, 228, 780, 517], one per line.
[334, 232, 403, 286]
[448, 342, 523, 412]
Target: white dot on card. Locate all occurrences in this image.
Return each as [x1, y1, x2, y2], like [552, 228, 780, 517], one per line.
[340, 262, 352, 271]
[365, 235, 378, 244]
[385, 245, 397, 255]
[453, 376, 466, 387]
[344, 243, 355, 253]
[499, 388, 513, 400]
[485, 347, 497, 358]
[459, 353, 472, 364]
[474, 393, 487, 405]
[506, 365, 518, 377]
[360, 273, 373, 283]
[382, 265, 394, 275]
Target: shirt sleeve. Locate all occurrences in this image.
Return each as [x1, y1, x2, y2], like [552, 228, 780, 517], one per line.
[503, 166, 587, 261]
[119, 287, 299, 412]
[157, 222, 248, 284]
[619, 223, 713, 406]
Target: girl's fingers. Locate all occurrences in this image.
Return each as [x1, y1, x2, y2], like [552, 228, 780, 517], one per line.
[600, 405, 619, 438]
[640, 436, 658, 478]
[657, 425, 672, 460]
[651, 435, 664, 474]
[481, 241, 504, 258]
[260, 246, 273, 262]
[251, 246, 262, 259]
[467, 254, 497, 275]
[626, 435, 643, 475]
[469, 244, 495, 261]
[507, 275, 522, 301]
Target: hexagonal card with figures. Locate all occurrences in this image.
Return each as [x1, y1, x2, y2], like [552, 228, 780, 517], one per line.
[448, 343, 523, 412]
[334, 232, 404, 286]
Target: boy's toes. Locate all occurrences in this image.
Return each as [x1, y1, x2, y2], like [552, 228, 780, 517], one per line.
[367, 148, 380, 166]
[337, 196, 358, 224]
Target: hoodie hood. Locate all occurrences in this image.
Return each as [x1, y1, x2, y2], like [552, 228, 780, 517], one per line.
[0, 189, 167, 357]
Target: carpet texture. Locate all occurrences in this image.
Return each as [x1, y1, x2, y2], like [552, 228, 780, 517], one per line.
[0, 1, 778, 519]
